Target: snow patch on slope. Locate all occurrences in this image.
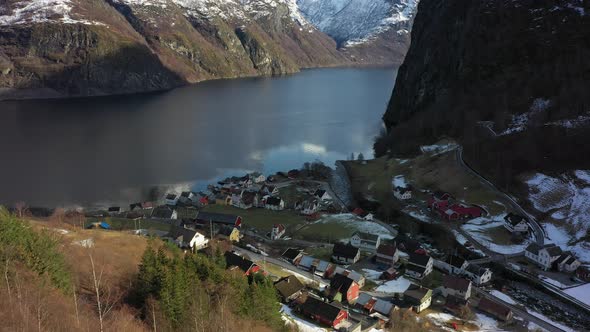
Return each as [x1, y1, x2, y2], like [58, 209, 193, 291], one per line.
[0, 0, 107, 26]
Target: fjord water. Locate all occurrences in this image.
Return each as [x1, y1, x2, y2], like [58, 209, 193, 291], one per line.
[0, 67, 396, 206]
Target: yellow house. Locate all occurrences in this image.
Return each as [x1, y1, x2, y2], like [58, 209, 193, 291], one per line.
[218, 226, 240, 243]
[215, 194, 232, 206]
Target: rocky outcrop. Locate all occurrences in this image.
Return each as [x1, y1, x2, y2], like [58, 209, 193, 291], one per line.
[380, 0, 590, 186]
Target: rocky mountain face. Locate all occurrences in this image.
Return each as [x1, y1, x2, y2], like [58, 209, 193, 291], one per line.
[0, 0, 415, 99]
[379, 0, 590, 247]
[381, 0, 590, 182]
[297, 0, 418, 65]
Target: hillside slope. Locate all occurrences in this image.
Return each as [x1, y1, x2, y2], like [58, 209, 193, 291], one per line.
[379, 0, 590, 255]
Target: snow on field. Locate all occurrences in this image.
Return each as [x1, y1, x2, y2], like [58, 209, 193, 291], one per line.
[402, 205, 434, 223]
[0, 0, 107, 26]
[375, 276, 411, 293]
[489, 290, 516, 304]
[528, 309, 575, 332]
[317, 214, 395, 239]
[392, 175, 408, 188]
[452, 230, 486, 256]
[564, 283, 590, 306]
[362, 269, 383, 282]
[544, 223, 590, 263]
[73, 238, 94, 248]
[538, 275, 567, 289]
[427, 312, 506, 332]
[461, 216, 529, 255]
[499, 98, 551, 136]
[420, 143, 459, 155]
[281, 304, 326, 332]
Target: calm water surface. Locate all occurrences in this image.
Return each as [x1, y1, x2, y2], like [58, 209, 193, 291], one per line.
[0, 67, 397, 206]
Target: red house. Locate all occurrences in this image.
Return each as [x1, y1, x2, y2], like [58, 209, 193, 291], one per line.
[299, 296, 348, 328]
[224, 251, 261, 276]
[328, 273, 360, 303]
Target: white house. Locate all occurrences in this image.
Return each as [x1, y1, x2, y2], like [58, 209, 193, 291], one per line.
[503, 213, 529, 234]
[179, 191, 197, 204]
[403, 286, 432, 313]
[350, 232, 381, 252]
[525, 243, 563, 270]
[393, 186, 412, 200]
[250, 172, 266, 184]
[376, 244, 399, 267]
[556, 252, 581, 273]
[314, 189, 332, 201]
[405, 254, 433, 280]
[463, 264, 492, 285]
[332, 243, 361, 264]
[441, 276, 472, 300]
[264, 196, 285, 211]
[301, 200, 319, 215]
[165, 193, 179, 206]
[168, 227, 208, 250]
[270, 224, 286, 240]
[435, 255, 469, 275]
[363, 213, 374, 221]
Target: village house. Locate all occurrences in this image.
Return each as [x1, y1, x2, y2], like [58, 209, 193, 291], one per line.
[249, 172, 266, 184]
[214, 193, 232, 206]
[441, 275, 472, 300]
[175, 206, 199, 220]
[270, 224, 286, 240]
[224, 251, 261, 276]
[328, 273, 360, 303]
[393, 186, 412, 200]
[350, 232, 381, 252]
[264, 196, 285, 211]
[403, 286, 432, 313]
[503, 213, 529, 234]
[443, 295, 469, 316]
[179, 191, 197, 205]
[165, 194, 179, 206]
[332, 243, 361, 264]
[354, 293, 395, 319]
[314, 189, 332, 201]
[167, 226, 208, 250]
[525, 243, 563, 270]
[427, 192, 484, 220]
[463, 264, 493, 285]
[332, 267, 366, 288]
[196, 211, 242, 228]
[130, 202, 154, 211]
[297, 256, 335, 278]
[297, 296, 348, 328]
[435, 255, 469, 275]
[274, 275, 305, 303]
[405, 253, 433, 280]
[232, 190, 259, 209]
[216, 226, 240, 243]
[151, 206, 177, 219]
[281, 248, 303, 265]
[577, 267, 590, 282]
[376, 244, 400, 267]
[301, 199, 320, 215]
[108, 206, 122, 215]
[556, 252, 581, 273]
[478, 297, 513, 321]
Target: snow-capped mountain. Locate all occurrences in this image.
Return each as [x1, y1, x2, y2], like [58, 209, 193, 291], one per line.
[297, 0, 418, 46]
[0, 0, 416, 99]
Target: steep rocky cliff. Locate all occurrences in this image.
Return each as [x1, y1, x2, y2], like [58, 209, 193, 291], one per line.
[0, 0, 413, 99]
[381, 0, 590, 185]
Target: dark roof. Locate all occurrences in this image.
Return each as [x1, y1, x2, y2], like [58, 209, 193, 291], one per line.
[266, 197, 282, 206]
[408, 253, 432, 267]
[443, 276, 471, 292]
[300, 296, 343, 321]
[152, 206, 175, 219]
[332, 243, 360, 259]
[217, 225, 236, 237]
[108, 207, 121, 212]
[314, 189, 327, 197]
[403, 286, 432, 304]
[197, 211, 239, 225]
[168, 226, 197, 244]
[274, 276, 305, 300]
[546, 245, 563, 257]
[406, 264, 426, 275]
[504, 213, 527, 226]
[224, 252, 255, 273]
[330, 273, 356, 295]
[282, 248, 302, 261]
[526, 243, 562, 256]
[465, 264, 489, 277]
[377, 244, 397, 257]
[446, 255, 467, 268]
[166, 194, 177, 200]
[352, 231, 379, 242]
[478, 297, 511, 318]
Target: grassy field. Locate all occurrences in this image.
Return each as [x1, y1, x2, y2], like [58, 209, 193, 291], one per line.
[304, 246, 334, 261]
[202, 204, 308, 233]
